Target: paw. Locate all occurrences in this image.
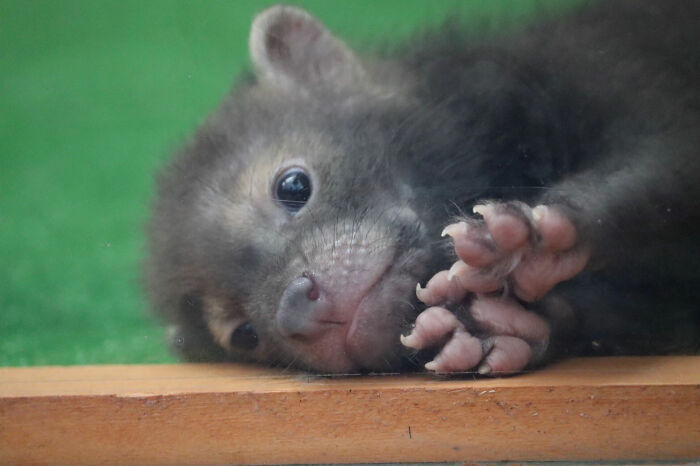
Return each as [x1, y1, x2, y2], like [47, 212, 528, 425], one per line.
[401, 296, 550, 375]
[422, 202, 590, 303]
[407, 201, 586, 375]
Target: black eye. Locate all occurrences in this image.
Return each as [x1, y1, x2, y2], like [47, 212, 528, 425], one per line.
[230, 322, 259, 351]
[275, 168, 311, 214]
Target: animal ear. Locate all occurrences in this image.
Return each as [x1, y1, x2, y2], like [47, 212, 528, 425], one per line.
[249, 5, 364, 92]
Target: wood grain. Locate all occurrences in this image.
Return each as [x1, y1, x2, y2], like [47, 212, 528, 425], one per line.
[1, 356, 699, 464]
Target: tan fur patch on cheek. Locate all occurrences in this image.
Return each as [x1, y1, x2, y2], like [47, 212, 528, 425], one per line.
[203, 296, 247, 350]
[199, 152, 283, 230]
[223, 137, 327, 224]
[233, 154, 286, 208]
[214, 131, 335, 225]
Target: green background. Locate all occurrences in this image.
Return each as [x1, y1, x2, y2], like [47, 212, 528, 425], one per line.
[1, 0, 580, 366]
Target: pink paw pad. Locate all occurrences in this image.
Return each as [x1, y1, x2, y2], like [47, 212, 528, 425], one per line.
[479, 336, 532, 374]
[400, 306, 483, 373]
[400, 306, 463, 350]
[402, 296, 551, 375]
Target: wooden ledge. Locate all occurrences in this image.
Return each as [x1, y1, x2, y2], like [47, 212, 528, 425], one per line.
[1, 356, 699, 464]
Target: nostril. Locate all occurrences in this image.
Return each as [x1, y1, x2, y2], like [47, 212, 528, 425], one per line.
[302, 271, 320, 301]
[280, 275, 316, 310]
[277, 274, 329, 338]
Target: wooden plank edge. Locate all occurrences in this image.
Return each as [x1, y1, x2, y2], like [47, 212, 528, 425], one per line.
[1, 356, 699, 464]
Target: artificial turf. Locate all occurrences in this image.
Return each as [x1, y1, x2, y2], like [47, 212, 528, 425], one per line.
[0, 0, 581, 366]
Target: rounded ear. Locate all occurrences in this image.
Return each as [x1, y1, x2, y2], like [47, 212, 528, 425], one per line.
[249, 5, 365, 92]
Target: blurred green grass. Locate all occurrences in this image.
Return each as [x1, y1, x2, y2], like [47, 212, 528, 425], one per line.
[0, 0, 581, 366]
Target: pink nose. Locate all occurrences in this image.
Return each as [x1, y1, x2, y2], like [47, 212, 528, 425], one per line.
[276, 274, 328, 339]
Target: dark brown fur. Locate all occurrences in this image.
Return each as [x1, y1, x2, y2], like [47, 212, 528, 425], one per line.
[146, 1, 700, 372]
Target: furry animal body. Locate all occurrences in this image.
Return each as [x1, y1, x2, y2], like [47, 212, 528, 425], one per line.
[146, 1, 700, 374]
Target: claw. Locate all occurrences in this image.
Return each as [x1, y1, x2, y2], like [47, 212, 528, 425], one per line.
[472, 204, 491, 217]
[416, 270, 470, 306]
[532, 205, 547, 223]
[447, 261, 469, 282]
[399, 332, 417, 348]
[415, 282, 427, 301]
[441, 221, 468, 239]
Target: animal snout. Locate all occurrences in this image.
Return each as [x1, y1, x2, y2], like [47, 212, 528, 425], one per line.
[276, 274, 329, 339]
